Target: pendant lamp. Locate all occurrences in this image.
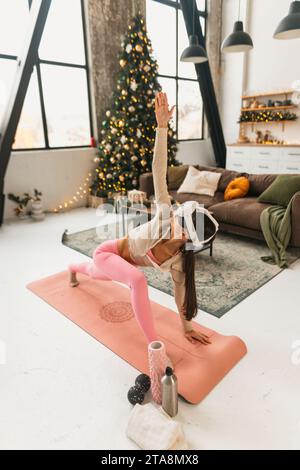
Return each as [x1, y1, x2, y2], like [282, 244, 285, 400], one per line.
[221, 0, 253, 53]
[274, 1, 300, 39]
[180, 0, 208, 64]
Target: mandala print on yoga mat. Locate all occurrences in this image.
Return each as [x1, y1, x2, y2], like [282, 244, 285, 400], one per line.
[100, 301, 134, 323]
[62, 223, 300, 318]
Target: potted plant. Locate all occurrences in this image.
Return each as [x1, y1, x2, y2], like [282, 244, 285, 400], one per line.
[30, 189, 45, 221]
[8, 193, 31, 219]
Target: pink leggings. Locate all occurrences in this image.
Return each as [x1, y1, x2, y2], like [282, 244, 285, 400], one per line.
[68, 239, 158, 343]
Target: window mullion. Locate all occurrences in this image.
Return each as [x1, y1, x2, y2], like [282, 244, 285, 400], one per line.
[36, 61, 49, 148]
[80, 0, 94, 140]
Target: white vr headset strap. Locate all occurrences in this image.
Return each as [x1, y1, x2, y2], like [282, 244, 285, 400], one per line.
[175, 202, 219, 249]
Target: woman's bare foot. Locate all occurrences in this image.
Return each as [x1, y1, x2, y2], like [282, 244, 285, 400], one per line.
[69, 271, 79, 287]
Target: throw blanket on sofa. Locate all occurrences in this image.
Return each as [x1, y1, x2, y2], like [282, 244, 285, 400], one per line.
[260, 192, 300, 268]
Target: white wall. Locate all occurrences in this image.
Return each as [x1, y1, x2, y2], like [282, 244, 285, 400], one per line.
[220, 0, 300, 145]
[177, 138, 216, 167]
[4, 148, 97, 220]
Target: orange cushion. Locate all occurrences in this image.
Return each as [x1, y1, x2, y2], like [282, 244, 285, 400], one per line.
[224, 177, 250, 201]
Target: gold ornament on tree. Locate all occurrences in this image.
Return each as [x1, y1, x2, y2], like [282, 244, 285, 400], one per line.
[119, 175, 125, 182]
[141, 159, 147, 167]
[120, 59, 127, 68]
[135, 44, 143, 52]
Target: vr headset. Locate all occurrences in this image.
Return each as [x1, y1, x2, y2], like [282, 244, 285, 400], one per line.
[174, 201, 219, 250]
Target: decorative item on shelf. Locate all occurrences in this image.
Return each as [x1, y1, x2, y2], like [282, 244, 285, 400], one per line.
[242, 99, 251, 109]
[239, 110, 298, 123]
[250, 99, 261, 109]
[238, 122, 250, 144]
[263, 130, 274, 144]
[30, 189, 45, 221]
[256, 130, 264, 144]
[237, 135, 250, 144]
[7, 192, 31, 219]
[128, 189, 147, 205]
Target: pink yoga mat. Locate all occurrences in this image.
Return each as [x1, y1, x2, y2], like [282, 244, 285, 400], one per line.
[27, 272, 247, 404]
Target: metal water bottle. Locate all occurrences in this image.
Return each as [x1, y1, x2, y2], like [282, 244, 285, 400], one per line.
[161, 367, 178, 417]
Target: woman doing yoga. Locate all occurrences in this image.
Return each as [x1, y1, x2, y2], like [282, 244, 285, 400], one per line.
[69, 92, 218, 346]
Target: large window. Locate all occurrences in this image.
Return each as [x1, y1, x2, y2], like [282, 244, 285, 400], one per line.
[146, 0, 207, 141]
[0, 0, 93, 150]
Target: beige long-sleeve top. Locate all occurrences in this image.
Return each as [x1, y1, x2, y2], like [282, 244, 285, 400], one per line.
[127, 128, 193, 333]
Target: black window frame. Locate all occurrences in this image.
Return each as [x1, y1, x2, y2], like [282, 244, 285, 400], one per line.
[150, 0, 207, 142]
[0, 0, 94, 152]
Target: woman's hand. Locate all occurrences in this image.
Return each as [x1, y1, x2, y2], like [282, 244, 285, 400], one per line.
[155, 92, 176, 128]
[184, 329, 211, 345]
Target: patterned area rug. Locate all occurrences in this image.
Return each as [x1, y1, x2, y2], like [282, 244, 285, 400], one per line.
[62, 224, 300, 318]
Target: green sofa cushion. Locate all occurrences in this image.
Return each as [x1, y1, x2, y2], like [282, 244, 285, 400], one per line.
[257, 175, 300, 207]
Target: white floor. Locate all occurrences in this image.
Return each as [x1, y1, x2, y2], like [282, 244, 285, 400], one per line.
[0, 207, 300, 450]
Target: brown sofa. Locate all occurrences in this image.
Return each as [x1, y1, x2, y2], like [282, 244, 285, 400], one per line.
[139, 165, 300, 248]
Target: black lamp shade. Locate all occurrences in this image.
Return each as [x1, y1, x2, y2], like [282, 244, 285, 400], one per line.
[274, 1, 300, 39]
[221, 21, 253, 53]
[180, 35, 208, 64]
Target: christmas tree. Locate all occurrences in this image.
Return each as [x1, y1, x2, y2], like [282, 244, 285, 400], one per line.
[90, 13, 179, 198]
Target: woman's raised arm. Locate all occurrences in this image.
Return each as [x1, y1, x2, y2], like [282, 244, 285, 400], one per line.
[152, 92, 176, 206]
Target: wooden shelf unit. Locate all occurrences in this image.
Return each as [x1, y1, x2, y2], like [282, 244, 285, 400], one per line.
[238, 89, 298, 143]
[242, 90, 294, 100]
[241, 105, 297, 112]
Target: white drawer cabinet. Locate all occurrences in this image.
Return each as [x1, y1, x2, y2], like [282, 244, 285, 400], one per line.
[250, 147, 281, 174]
[226, 146, 300, 174]
[279, 149, 300, 173]
[226, 147, 250, 172]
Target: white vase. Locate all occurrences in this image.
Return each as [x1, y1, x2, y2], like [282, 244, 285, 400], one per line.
[31, 200, 45, 221]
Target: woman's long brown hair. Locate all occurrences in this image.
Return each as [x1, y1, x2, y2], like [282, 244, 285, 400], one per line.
[181, 245, 197, 321]
[179, 211, 216, 321]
